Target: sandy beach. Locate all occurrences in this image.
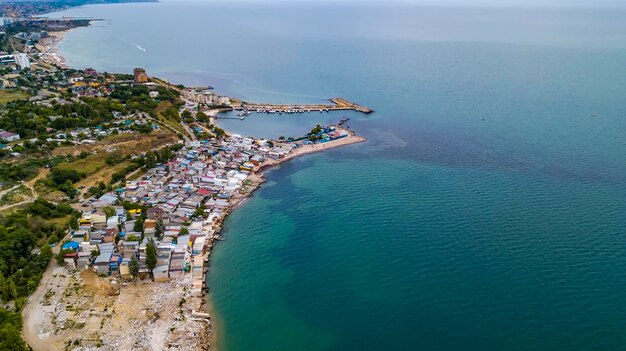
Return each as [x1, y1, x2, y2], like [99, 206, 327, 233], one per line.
[35, 29, 71, 68]
[264, 133, 366, 169]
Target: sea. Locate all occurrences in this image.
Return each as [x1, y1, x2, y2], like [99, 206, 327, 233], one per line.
[48, 1, 626, 350]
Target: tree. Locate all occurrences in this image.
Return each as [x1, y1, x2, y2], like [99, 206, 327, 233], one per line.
[193, 206, 206, 218]
[310, 125, 322, 135]
[145, 240, 157, 274]
[125, 234, 140, 242]
[0, 308, 29, 350]
[103, 206, 115, 219]
[196, 111, 208, 122]
[55, 249, 74, 265]
[155, 220, 164, 239]
[134, 218, 144, 232]
[0, 272, 5, 302]
[145, 151, 157, 169]
[128, 255, 139, 280]
[4, 278, 17, 301]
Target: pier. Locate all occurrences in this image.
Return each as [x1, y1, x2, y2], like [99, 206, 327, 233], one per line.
[233, 97, 373, 114]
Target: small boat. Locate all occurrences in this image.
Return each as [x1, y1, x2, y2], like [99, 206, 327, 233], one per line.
[237, 109, 251, 117]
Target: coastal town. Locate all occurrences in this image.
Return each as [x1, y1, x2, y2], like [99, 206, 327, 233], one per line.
[0, 5, 367, 350]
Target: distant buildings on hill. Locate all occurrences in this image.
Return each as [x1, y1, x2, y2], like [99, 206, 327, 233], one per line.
[134, 67, 149, 84]
[182, 88, 231, 107]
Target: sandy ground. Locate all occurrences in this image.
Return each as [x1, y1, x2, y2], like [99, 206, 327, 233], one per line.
[265, 133, 366, 168]
[35, 30, 71, 68]
[0, 169, 46, 212]
[23, 267, 210, 351]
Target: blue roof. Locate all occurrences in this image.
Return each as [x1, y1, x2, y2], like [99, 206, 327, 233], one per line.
[62, 241, 80, 251]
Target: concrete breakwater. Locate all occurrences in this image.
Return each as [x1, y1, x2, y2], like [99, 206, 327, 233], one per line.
[232, 97, 373, 114]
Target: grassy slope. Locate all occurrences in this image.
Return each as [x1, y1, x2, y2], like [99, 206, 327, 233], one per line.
[0, 89, 31, 103]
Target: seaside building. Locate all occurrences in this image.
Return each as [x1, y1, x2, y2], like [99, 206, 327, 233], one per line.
[181, 88, 231, 107]
[134, 67, 149, 84]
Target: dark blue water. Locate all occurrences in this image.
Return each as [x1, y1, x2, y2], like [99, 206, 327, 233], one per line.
[51, 1, 626, 349]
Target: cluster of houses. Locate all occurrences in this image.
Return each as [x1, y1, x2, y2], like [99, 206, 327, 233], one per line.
[0, 113, 160, 158]
[14, 30, 49, 42]
[0, 66, 166, 158]
[47, 116, 159, 142]
[59, 132, 303, 296]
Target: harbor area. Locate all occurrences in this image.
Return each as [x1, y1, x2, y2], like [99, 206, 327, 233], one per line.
[233, 97, 373, 114]
[180, 88, 373, 115]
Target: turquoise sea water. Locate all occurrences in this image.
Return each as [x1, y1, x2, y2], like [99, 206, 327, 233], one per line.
[50, 1, 626, 349]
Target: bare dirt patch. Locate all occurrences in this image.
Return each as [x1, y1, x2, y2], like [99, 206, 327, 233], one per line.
[23, 267, 210, 351]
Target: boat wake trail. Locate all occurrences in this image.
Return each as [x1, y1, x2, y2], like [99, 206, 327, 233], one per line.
[119, 37, 147, 52]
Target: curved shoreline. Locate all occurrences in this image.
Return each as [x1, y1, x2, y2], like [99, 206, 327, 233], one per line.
[206, 131, 366, 351]
[25, 14, 368, 351]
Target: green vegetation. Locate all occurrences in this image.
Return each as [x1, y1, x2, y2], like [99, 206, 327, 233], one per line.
[195, 111, 208, 123]
[0, 308, 28, 351]
[102, 206, 115, 218]
[0, 96, 124, 140]
[0, 162, 39, 183]
[145, 239, 157, 274]
[109, 84, 179, 116]
[309, 125, 323, 135]
[155, 102, 185, 135]
[0, 185, 32, 206]
[206, 124, 225, 138]
[0, 199, 77, 348]
[128, 255, 139, 279]
[0, 83, 182, 159]
[0, 89, 31, 104]
[133, 218, 143, 232]
[193, 205, 206, 218]
[43, 168, 85, 199]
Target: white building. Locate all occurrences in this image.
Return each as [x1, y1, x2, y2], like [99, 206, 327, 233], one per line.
[0, 130, 20, 142]
[13, 53, 30, 70]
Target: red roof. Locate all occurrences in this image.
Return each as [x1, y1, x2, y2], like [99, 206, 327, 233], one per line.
[197, 189, 211, 196]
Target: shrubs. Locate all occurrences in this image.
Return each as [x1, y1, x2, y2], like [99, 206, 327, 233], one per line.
[46, 168, 85, 198]
[27, 199, 76, 219]
[0, 308, 29, 350]
[49, 168, 84, 184]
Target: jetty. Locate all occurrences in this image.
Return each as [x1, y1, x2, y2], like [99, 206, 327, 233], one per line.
[232, 97, 373, 114]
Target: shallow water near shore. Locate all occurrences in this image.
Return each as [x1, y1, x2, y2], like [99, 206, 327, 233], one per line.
[50, 1, 626, 350]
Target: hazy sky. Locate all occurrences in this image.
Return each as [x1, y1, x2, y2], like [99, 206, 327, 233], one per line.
[171, 0, 625, 8]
